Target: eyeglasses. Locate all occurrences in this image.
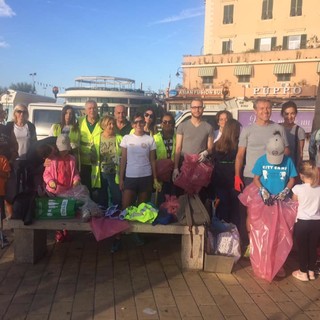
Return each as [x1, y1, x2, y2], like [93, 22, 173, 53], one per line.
[133, 120, 146, 125]
[144, 113, 154, 118]
[15, 110, 27, 114]
[190, 106, 204, 110]
[162, 120, 174, 125]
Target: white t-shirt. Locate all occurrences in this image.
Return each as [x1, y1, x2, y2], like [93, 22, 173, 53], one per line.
[14, 123, 30, 159]
[120, 133, 156, 178]
[292, 183, 320, 220]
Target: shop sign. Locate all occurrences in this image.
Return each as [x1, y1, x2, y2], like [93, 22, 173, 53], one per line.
[178, 88, 222, 97]
[253, 86, 302, 95]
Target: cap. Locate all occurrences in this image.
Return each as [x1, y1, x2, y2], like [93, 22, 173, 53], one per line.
[266, 133, 285, 165]
[56, 134, 71, 152]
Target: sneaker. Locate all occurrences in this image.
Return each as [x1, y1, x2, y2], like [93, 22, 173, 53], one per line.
[243, 244, 250, 258]
[276, 267, 286, 278]
[111, 238, 122, 253]
[292, 270, 309, 281]
[308, 270, 316, 280]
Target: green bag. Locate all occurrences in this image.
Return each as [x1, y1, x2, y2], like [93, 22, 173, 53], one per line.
[35, 197, 77, 219]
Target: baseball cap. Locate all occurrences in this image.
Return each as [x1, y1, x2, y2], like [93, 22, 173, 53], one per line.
[266, 133, 285, 165]
[56, 134, 71, 152]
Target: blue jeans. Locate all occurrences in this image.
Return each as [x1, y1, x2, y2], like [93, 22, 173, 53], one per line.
[98, 173, 122, 208]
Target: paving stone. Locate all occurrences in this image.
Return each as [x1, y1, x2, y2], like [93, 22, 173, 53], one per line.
[199, 305, 225, 320]
[157, 306, 181, 319]
[237, 303, 267, 320]
[250, 293, 282, 314]
[213, 295, 243, 317]
[174, 295, 202, 318]
[49, 301, 72, 320]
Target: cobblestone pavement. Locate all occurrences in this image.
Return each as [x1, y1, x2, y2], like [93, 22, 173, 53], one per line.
[0, 230, 319, 320]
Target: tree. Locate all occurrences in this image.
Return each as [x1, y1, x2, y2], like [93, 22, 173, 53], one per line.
[0, 86, 8, 95]
[9, 82, 34, 93]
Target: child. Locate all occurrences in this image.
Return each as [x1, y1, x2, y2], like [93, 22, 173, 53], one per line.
[252, 131, 297, 206]
[0, 146, 11, 247]
[242, 131, 298, 280]
[43, 134, 80, 195]
[291, 161, 320, 281]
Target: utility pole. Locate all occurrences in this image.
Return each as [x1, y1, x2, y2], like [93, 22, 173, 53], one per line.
[29, 73, 37, 93]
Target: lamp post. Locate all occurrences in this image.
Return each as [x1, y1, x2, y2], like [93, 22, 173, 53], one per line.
[175, 67, 183, 78]
[29, 72, 37, 93]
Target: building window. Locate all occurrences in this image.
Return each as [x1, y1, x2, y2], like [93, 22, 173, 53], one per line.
[290, 0, 303, 16]
[238, 75, 251, 83]
[222, 40, 233, 54]
[277, 74, 291, 82]
[254, 37, 276, 51]
[261, 0, 273, 20]
[282, 34, 307, 49]
[202, 77, 213, 84]
[223, 5, 234, 24]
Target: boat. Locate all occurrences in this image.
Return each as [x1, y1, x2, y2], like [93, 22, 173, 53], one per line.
[58, 76, 159, 118]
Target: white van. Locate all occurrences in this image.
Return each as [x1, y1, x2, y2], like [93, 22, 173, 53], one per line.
[28, 103, 85, 140]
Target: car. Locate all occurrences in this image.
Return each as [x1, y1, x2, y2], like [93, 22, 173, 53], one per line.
[28, 103, 85, 140]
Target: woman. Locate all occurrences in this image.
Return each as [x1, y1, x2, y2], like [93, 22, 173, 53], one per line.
[153, 112, 176, 205]
[214, 110, 233, 142]
[49, 105, 80, 165]
[97, 115, 122, 207]
[280, 100, 305, 168]
[119, 112, 160, 209]
[212, 119, 241, 227]
[6, 104, 37, 194]
[143, 108, 157, 136]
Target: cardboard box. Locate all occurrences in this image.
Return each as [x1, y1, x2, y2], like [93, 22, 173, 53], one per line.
[204, 253, 235, 273]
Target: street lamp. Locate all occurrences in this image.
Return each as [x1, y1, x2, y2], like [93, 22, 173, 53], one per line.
[29, 72, 37, 93]
[176, 67, 183, 78]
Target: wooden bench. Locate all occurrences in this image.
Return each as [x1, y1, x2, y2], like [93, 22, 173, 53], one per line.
[7, 219, 205, 270]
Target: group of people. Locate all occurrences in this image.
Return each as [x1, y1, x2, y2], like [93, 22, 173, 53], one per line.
[0, 97, 319, 281]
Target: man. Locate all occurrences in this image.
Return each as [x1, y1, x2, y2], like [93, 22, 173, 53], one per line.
[172, 98, 213, 181]
[113, 105, 131, 136]
[234, 98, 289, 257]
[78, 100, 102, 196]
[235, 98, 290, 190]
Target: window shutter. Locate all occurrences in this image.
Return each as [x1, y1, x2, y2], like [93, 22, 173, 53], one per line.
[300, 34, 307, 48]
[297, 0, 303, 16]
[268, 0, 273, 19]
[290, 0, 295, 16]
[282, 36, 288, 50]
[254, 38, 260, 51]
[271, 37, 277, 50]
[230, 5, 234, 23]
[261, 0, 267, 19]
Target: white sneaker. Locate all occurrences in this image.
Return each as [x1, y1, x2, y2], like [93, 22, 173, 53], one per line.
[292, 270, 309, 281]
[308, 270, 316, 280]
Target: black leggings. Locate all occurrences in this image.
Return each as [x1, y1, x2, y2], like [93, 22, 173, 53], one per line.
[295, 219, 320, 272]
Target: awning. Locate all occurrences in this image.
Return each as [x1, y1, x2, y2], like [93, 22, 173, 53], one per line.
[234, 65, 252, 76]
[317, 62, 320, 73]
[273, 63, 294, 74]
[198, 67, 216, 77]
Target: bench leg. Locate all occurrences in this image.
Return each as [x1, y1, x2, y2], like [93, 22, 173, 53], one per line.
[14, 229, 47, 263]
[181, 233, 204, 270]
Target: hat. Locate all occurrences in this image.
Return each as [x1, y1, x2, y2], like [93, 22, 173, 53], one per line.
[56, 134, 71, 152]
[266, 133, 285, 165]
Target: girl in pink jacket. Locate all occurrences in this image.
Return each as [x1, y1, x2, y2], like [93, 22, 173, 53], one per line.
[43, 134, 80, 195]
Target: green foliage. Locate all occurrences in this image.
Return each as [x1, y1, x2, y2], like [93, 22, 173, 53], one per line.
[9, 82, 34, 93]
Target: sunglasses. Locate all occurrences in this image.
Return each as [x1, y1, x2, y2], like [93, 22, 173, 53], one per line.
[15, 110, 27, 114]
[144, 113, 154, 118]
[162, 120, 174, 125]
[133, 120, 146, 125]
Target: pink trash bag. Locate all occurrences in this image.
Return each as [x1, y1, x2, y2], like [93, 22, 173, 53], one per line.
[239, 183, 298, 282]
[174, 154, 213, 194]
[156, 159, 174, 182]
[159, 194, 180, 215]
[90, 217, 130, 241]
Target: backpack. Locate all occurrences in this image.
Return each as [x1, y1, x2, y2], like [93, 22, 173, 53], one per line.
[12, 191, 36, 225]
[177, 194, 210, 258]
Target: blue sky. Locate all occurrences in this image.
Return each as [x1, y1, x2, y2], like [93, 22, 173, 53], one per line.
[0, 0, 204, 96]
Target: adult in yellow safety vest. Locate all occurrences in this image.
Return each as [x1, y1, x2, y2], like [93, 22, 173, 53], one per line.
[97, 115, 122, 208]
[153, 112, 176, 205]
[78, 100, 102, 198]
[49, 105, 80, 168]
